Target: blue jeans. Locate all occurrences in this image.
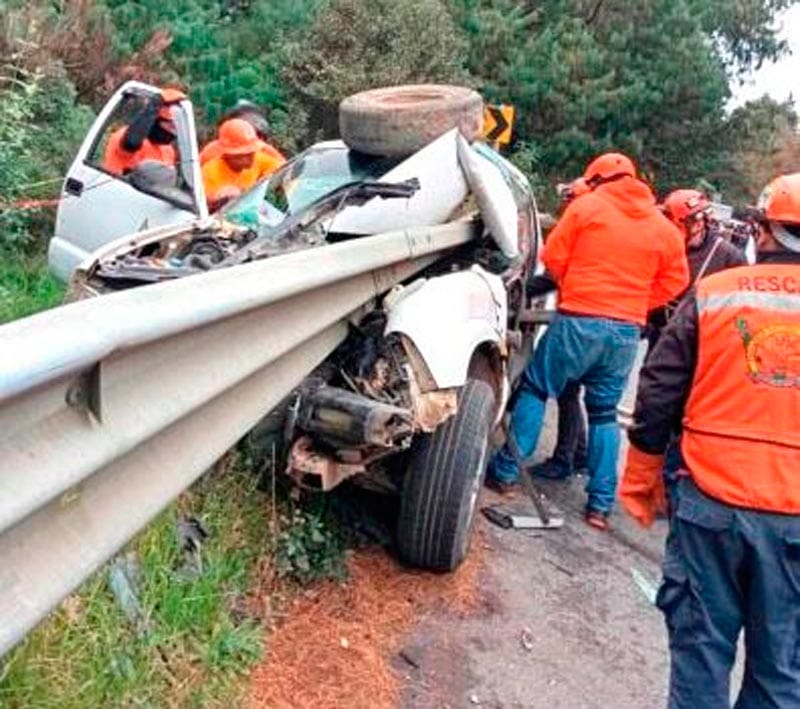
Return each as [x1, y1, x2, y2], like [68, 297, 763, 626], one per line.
[488, 314, 640, 513]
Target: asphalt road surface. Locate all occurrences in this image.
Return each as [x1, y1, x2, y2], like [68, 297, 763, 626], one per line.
[398, 347, 673, 708]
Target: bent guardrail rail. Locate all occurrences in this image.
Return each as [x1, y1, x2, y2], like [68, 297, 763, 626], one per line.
[0, 220, 478, 655]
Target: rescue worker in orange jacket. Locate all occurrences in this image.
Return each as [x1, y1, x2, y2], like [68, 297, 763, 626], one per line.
[620, 173, 800, 708]
[103, 88, 185, 176]
[201, 118, 285, 211]
[646, 189, 747, 348]
[487, 153, 689, 529]
[200, 101, 286, 166]
[525, 176, 592, 481]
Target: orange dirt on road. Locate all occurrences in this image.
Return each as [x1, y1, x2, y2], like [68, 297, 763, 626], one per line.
[248, 530, 487, 709]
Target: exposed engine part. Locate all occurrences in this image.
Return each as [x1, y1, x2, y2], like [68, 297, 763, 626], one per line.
[297, 385, 414, 449]
[287, 436, 366, 491]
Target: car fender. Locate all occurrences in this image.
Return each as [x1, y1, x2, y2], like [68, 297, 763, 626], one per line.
[384, 265, 508, 390]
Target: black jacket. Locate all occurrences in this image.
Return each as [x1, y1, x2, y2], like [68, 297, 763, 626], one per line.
[629, 250, 800, 454]
[646, 232, 747, 337]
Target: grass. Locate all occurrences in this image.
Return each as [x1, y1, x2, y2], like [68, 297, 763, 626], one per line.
[0, 253, 64, 324]
[0, 455, 272, 708]
[0, 252, 350, 707]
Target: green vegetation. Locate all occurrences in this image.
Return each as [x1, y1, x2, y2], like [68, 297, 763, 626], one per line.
[0, 256, 64, 323]
[0, 442, 349, 707]
[274, 504, 348, 585]
[1, 455, 268, 707]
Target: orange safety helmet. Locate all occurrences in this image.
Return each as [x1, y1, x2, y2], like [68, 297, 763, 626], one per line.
[583, 152, 636, 183]
[757, 173, 800, 251]
[218, 118, 261, 156]
[662, 189, 711, 224]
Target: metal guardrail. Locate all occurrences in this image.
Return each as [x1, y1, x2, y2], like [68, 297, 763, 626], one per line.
[0, 220, 478, 655]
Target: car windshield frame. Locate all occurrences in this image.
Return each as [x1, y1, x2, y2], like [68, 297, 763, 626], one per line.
[222, 144, 402, 231]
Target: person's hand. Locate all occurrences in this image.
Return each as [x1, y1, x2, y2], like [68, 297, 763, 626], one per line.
[208, 186, 242, 212]
[619, 445, 666, 527]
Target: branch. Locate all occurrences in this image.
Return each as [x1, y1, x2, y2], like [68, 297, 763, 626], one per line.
[586, 0, 604, 25]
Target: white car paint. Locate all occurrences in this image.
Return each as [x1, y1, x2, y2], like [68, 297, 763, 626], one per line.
[384, 265, 507, 389]
[457, 134, 519, 259]
[49, 82, 207, 282]
[329, 129, 468, 234]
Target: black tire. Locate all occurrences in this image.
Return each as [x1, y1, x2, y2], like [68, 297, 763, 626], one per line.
[397, 379, 495, 571]
[339, 84, 484, 158]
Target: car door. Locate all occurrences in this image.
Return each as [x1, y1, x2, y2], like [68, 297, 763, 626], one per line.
[48, 81, 208, 281]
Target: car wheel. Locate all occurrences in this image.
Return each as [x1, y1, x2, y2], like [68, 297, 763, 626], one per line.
[397, 379, 495, 571]
[339, 84, 484, 158]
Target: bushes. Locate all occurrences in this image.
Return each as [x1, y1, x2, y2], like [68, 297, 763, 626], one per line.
[0, 74, 93, 253]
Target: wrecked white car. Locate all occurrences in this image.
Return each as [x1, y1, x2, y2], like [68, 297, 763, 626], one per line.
[52, 83, 544, 570]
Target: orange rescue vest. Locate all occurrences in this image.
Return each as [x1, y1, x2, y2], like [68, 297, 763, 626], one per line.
[102, 127, 177, 176]
[681, 264, 800, 512]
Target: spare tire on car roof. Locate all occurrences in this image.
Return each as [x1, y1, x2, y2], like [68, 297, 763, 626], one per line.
[339, 84, 484, 158]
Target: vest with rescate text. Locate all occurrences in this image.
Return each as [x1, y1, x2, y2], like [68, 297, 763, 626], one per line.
[681, 264, 800, 512]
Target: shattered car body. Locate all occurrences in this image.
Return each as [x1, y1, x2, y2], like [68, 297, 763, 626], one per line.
[53, 82, 543, 570]
[286, 265, 506, 493]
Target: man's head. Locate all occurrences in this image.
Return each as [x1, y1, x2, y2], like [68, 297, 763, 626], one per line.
[221, 100, 271, 141]
[754, 173, 800, 253]
[583, 152, 637, 186]
[218, 118, 261, 171]
[662, 189, 711, 247]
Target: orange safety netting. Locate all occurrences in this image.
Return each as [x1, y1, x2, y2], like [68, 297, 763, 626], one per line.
[248, 529, 486, 709]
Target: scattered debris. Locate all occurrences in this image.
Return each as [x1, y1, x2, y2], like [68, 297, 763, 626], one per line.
[176, 516, 209, 579]
[108, 553, 150, 636]
[544, 557, 576, 577]
[482, 503, 564, 530]
[631, 567, 659, 605]
[520, 627, 535, 652]
[398, 648, 422, 670]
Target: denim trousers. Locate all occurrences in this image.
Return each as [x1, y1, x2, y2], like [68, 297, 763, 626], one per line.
[488, 313, 640, 513]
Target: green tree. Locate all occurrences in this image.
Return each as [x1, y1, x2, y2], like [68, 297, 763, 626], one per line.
[722, 96, 800, 202]
[449, 0, 795, 193]
[283, 0, 469, 143]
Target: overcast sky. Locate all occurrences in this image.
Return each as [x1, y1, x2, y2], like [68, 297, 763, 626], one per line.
[730, 4, 800, 108]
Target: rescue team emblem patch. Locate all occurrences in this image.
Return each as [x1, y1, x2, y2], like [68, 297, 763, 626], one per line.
[736, 318, 800, 387]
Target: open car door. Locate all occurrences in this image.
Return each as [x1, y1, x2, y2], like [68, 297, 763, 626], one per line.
[48, 81, 208, 281]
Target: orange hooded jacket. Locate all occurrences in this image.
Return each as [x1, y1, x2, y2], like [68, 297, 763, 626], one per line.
[543, 177, 689, 325]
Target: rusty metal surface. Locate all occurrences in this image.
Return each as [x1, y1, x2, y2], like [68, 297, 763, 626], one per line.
[409, 377, 458, 432]
[0, 220, 478, 655]
[287, 436, 366, 492]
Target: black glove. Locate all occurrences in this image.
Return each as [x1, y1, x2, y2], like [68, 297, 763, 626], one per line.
[122, 96, 162, 152]
[525, 272, 557, 299]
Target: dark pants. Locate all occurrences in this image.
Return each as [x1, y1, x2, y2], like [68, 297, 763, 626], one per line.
[660, 478, 800, 708]
[551, 381, 588, 473]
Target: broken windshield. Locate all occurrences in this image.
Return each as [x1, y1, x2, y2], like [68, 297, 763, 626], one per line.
[223, 144, 401, 231]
